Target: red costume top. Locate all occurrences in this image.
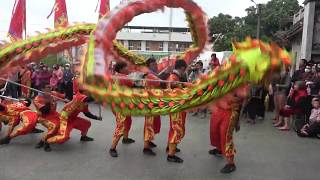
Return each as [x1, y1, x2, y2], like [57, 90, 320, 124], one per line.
[60, 92, 89, 120]
[33, 91, 64, 115]
[145, 73, 161, 88]
[0, 101, 30, 117]
[115, 72, 134, 87]
[167, 72, 181, 89]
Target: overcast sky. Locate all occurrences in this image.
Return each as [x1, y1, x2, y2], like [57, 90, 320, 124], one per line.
[0, 0, 305, 40]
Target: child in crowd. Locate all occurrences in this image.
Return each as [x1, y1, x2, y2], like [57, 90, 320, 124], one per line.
[299, 97, 320, 138]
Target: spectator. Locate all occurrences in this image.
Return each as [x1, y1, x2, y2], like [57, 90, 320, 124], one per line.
[291, 59, 307, 83]
[5, 71, 19, 98]
[63, 64, 74, 100]
[306, 63, 320, 96]
[20, 64, 33, 98]
[209, 53, 220, 70]
[298, 97, 320, 138]
[188, 61, 207, 118]
[302, 64, 314, 82]
[188, 61, 204, 82]
[38, 64, 51, 85]
[272, 66, 291, 124]
[50, 64, 63, 91]
[246, 85, 266, 124]
[275, 81, 308, 131]
[31, 65, 41, 97]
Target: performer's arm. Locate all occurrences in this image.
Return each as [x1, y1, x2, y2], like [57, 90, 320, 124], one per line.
[39, 103, 51, 115]
[83, 112, 102, 120]
[82, 105, 102, 120]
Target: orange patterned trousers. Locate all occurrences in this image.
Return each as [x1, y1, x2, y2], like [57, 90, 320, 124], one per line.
[38, 112, 60, 141]
[112, 112, 132, 143]
[10, 110, 38, 138]
[0, 113, 20, 137]
[168, 112, 187, 144]
[47, 111, 92, 144]
[210, 107, 239, 160]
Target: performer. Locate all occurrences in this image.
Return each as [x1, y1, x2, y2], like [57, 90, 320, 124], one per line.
[47, 90, 101, 145]
[0, 99, 34, 144]
[209, 86, 248, 174]
[20, 64, 33, 98]
[166, 59, 189, 163]
[33, 84, 64, 152]
[109, 62, 135, 157]
[142, 58, 162, 156]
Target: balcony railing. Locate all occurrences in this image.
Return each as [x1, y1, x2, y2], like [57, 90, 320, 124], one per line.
[293, 8, 304, 25]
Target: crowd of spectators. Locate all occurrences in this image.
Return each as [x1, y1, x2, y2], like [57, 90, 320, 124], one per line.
[0, 62, 75, 100]
[243, 59, 320, 138]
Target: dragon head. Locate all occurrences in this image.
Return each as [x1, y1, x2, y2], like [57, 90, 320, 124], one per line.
[232, 38, 291, 84]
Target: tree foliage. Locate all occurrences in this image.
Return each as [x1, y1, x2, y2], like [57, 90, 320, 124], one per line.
[209, 0, 300, 51]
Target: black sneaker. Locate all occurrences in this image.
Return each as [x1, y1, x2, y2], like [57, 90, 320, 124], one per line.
[31, 128, 44, 134]
[167, 155, 183, 163]
[149, 141, 157, 148]
[122, 138, 135, 144]
[209, 149, 222, 157]
[0, 136, 11, 145]
[143, 148, 156, 156]
[166, 146, 181, 153]
[109, 149, 118, 157]
[35, 140, 45, 149]
[220, 164, 236, 174]
[44, 142, 52, 152]
[80, 136, 94, 142]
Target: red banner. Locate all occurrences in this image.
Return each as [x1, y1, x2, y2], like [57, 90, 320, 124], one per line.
[99, 0, 110, 19]
[54, 0, 68, 28]
[8, 0, 26, 41]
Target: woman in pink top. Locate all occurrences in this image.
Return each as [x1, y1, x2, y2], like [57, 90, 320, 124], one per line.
[50, 64, 63, 91]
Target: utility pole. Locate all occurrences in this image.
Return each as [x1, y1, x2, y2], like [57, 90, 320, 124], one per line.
[251, 0, 261, 39]
[257, 4, 261, 39]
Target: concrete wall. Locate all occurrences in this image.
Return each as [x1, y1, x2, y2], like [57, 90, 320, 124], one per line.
[301, 1, 316, 61]
[291, 33, 303, 70]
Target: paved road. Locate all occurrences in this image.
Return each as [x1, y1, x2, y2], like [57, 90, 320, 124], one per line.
[0, 104, 320, 180]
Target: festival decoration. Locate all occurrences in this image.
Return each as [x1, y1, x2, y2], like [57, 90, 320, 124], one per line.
[8, 0, 26, 41]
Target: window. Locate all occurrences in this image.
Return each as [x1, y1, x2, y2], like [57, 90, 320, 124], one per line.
[159, 42, 163, 51]
[146, 41, 150, 51]
[128, 41, 141, 50]
[129, 41, 134, 50]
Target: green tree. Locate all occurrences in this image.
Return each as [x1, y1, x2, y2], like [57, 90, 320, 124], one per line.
[208, 0, 300, 51]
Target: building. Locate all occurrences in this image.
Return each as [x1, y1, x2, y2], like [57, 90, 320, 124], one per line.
[116, 26, 193, 59]
[70, 26, 193, 73]
[283, 0, 320, 69]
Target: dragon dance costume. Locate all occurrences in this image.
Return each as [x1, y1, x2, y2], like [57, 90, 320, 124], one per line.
[0, 100, 39, 144]
[109, 72, 135, 157]
[209, 89, 246, 174]
[33, 90, 63, 151]
[143, 72, 162, 154]
[47, 92, 100, 144]
[166, 69, 188, 163]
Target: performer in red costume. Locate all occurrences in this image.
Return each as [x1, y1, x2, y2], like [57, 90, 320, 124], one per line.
[0, 99, 36, 144]
[166, 59, 189, 163]
[109, 62, 135, 157]
[209, 85, 248, 174]
[33, 84, 64, 152]
[47, 90, 101, 145]
[142, 58, 162, 156]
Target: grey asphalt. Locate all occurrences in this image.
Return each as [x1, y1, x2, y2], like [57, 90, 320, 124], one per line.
[0, 103, 320, 180]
